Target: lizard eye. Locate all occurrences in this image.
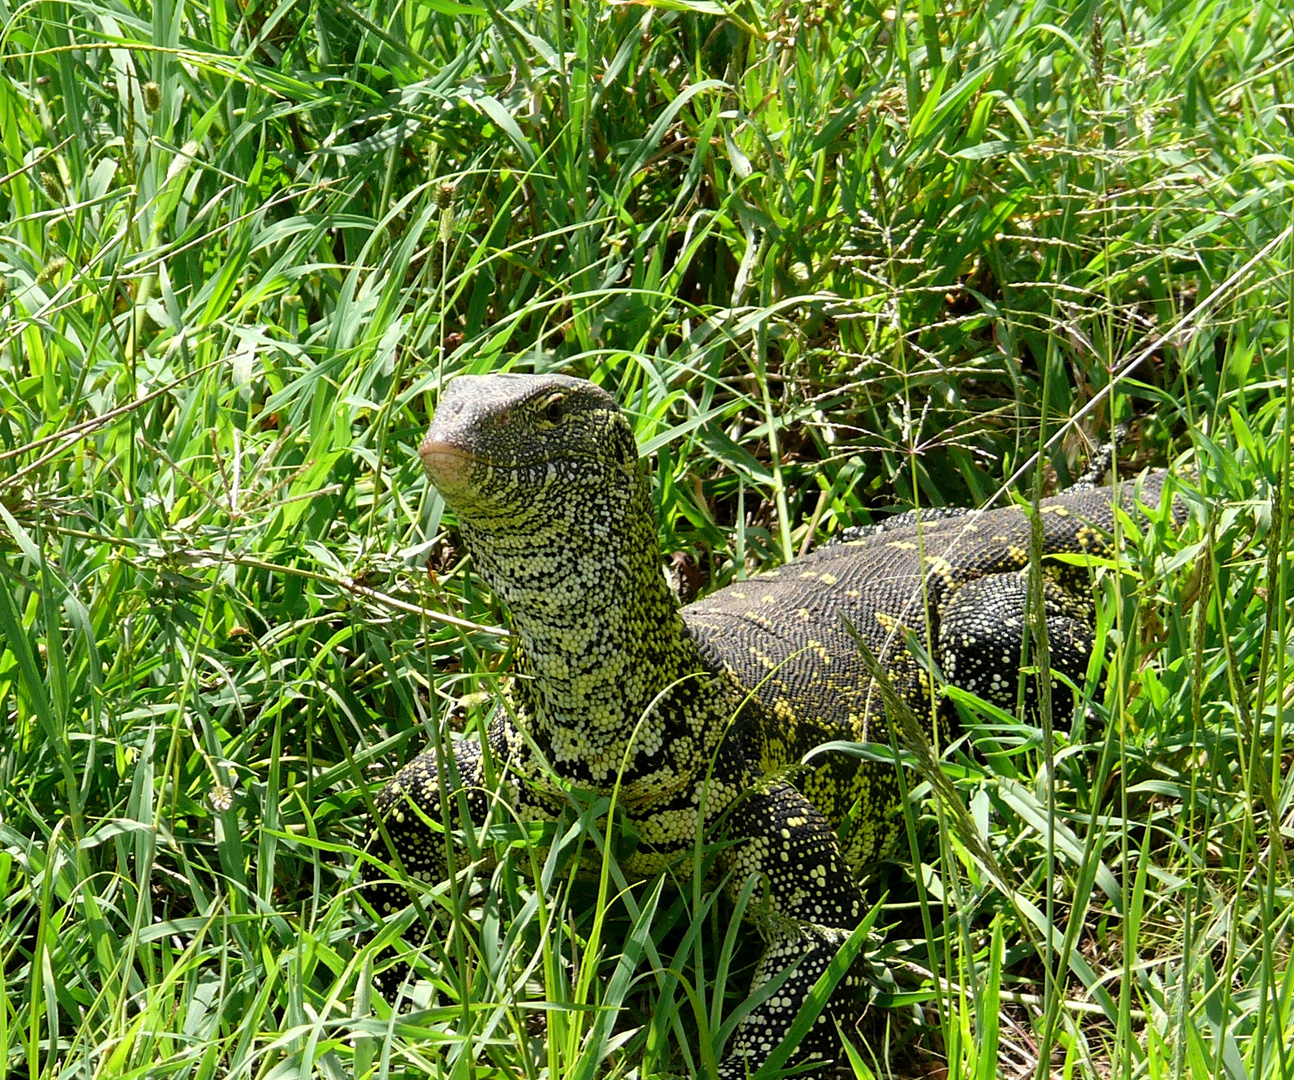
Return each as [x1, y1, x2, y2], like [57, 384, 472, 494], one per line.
[542, 393, 566, 425]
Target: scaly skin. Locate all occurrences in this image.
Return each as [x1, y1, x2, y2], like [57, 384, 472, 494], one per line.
[361, 372, 1177, 1076]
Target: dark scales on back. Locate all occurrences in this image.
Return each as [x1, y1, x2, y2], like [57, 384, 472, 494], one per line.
[361, 373, 1176, 1077]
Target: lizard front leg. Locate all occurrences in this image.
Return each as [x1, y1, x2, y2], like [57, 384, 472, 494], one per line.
[359, 717, 530, 996]
[716, 781, 866, 1078]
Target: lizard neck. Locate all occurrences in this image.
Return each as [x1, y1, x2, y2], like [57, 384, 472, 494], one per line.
[462, 467, 711, 786]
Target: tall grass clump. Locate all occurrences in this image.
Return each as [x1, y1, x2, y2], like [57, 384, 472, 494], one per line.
[1, 0, 1291, 1077]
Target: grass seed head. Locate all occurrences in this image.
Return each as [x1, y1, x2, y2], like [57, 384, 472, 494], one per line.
[437, 182, 457, 244]
[40, 170, 64, 203]
[36, 256, 68, 285]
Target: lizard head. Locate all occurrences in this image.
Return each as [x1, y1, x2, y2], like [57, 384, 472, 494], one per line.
[420, 372, 641, 527]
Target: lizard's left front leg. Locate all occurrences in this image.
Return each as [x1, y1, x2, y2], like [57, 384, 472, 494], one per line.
[716, 781, 866, 1078]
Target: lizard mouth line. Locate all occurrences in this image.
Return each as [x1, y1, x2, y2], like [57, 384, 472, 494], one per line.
[419, 441, 575, 474]
[419, 440, 476, 466]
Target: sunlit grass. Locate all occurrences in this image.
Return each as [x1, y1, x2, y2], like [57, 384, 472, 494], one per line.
[1, 0, 1291, 1076]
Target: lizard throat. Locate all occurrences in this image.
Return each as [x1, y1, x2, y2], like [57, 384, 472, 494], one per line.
[507, 556, 709, 782]
[461, 492, 713, 786]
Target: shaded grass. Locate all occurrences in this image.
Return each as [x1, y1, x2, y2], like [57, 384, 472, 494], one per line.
[1, 0, 1292, 1076]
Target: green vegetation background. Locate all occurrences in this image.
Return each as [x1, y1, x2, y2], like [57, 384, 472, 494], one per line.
[1, 0, 1291, 1077]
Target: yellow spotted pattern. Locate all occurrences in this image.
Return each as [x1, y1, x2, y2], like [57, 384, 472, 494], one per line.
[361, 372, 1180, 1079]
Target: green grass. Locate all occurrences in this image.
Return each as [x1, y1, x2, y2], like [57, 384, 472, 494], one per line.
[1, 0, 1291, 1076]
